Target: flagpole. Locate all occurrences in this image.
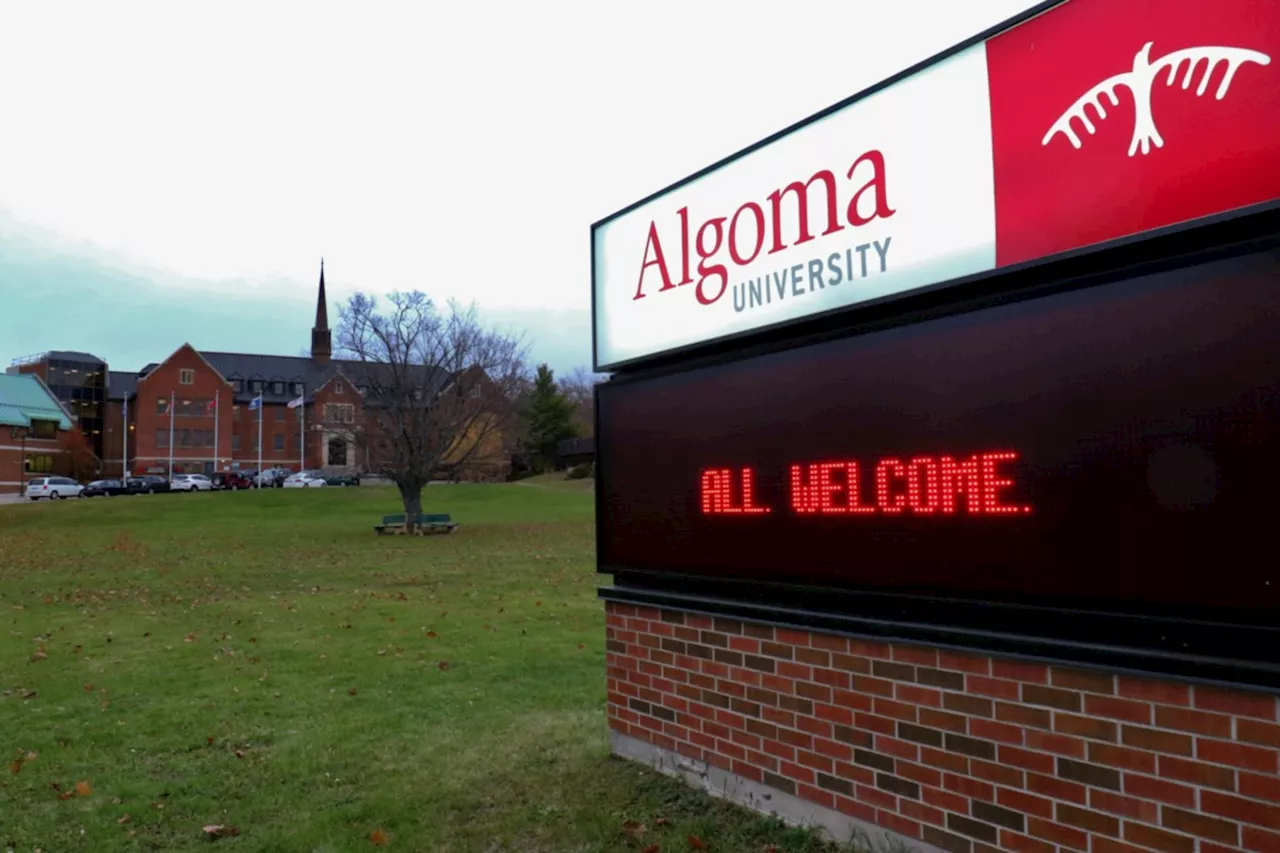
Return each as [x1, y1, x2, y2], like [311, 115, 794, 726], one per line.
[122, 395, 129, 479]
[300, 400, 305, 471]
[257, 396, 263, 488]
[212, 390, 219, 475]
[168, 391, 175, 481]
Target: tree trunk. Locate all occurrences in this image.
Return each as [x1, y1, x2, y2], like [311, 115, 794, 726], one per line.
[399, 481, 424, 533]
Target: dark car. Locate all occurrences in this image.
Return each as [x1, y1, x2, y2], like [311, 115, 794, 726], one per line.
[322, 471, 361, 487]
[82, 479, 130, 497]
[125, 476, 171, 495]
[210, 471, 254, 490]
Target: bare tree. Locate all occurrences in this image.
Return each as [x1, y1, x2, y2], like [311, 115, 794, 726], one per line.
[559, 365, 609, 437]
[335, 291, 529, 528]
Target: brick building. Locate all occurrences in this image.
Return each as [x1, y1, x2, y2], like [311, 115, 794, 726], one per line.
[7, 263, 511, 480]
[0, 372, 76, 492]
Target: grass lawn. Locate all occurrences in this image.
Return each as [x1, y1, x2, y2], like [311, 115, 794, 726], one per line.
[0, 480, 850, 852]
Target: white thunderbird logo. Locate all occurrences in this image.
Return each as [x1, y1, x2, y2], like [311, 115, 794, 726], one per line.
[1043, 41, 1271, 156]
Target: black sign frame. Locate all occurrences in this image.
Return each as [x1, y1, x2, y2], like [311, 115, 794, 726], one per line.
[595, 206, 1280, 693]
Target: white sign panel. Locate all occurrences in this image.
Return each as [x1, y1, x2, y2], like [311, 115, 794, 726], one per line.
[592, 44, 998, 371]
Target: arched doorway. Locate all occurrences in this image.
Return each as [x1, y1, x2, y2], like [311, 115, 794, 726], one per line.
[327, 437, 348, 467]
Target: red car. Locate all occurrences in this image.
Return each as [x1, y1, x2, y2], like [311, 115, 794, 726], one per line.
[210, 471, 254, 491]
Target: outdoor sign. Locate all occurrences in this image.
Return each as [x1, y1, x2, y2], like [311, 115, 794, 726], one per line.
[596, 245, 1280, 621]
[591, 0, 1280, 371]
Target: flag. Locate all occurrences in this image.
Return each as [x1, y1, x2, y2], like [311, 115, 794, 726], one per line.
[248, 394, 262, 411]
[287, 394, 304, 409]
[206, 398, 217, 415]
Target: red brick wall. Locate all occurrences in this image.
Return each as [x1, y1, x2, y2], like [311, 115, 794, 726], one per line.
[605, 602, 1280, 853]
[232, 401, 304, 469]
[0, 435, 63, 487]
[134, 346, 234, 474]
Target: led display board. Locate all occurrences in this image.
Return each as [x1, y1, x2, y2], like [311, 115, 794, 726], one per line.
[596, 245, 1280, 623]
[591, 0, 1280, 371]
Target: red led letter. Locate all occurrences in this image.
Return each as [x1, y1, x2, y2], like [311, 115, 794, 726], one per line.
[906, 456, 941, 514]
[940, 455, 983, 514]
[979, 451, 1031, 514]
[875, 458, 907, 513]
[700, 468, 728, 514]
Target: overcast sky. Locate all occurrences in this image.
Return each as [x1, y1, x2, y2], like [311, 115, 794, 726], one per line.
[0, 0, 1037, 376]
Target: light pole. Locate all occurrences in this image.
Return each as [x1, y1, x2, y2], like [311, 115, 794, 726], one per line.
[11, 426, 29, 496]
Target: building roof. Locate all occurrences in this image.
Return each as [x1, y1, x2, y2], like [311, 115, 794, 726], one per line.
[0, 373, 74, 430]
[107, 371, 139, 401]
[198, 351, 452, 405]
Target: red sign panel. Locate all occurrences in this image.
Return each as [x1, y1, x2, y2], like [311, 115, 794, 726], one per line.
[988, 0, 1280, 266]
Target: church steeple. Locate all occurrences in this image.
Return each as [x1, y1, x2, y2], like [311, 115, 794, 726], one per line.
[310, 258, 332, 364]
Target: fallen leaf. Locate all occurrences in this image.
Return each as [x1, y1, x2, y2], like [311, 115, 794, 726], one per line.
[75, 780, 93, 797]
[348, 688, 359, 696]
[425, 631, 437, 638]
[118, 814, 131, 824]
[623, 819, 646, 839]
[370, 827, 390, 846]
[202, 824, 239, 840]
[30, 650, 48, 662]
[58, 790, 75, 800]
[688, 835, 706, 850]
[184, 633, 196, 643]
[10, 757, 24, 775]
[578, 643, 585, 650]
[642, 846, 661, 853]
[437, 660, 450, 671]
[234, 749, 245, 759]
[84, 683, 94, 691]
[535, 601, 542, 607]
[655, 817, 668, 827]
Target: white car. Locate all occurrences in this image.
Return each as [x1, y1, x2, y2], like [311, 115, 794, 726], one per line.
[170, 474, 213, 492]
[26, 476, 85, 500]
[283, 471, 327, 488]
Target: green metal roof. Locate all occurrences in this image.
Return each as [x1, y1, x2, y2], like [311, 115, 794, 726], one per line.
[0, 373, 73, 430]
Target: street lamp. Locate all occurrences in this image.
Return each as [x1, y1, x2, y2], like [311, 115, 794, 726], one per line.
[11, 426, 29, 496]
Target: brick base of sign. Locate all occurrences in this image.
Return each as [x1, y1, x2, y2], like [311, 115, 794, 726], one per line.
[604, 601, 1280, 853]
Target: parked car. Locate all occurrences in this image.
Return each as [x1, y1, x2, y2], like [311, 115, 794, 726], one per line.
[125, 476, 171, 495]
[170, 473, 213, 492]
[255, 468, 292, 488]
[322, 471, 361, 486]
[283, 471, 328, 488]
[210, 471, 254, 490]
[82, 479, 130, 497]
[26, 476, 84, 501]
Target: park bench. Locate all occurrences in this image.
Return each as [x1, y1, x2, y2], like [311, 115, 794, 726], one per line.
[374, 513, 459, 535]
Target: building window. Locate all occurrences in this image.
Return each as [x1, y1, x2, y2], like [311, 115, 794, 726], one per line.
[157, 396, 169, 414]
[275, 406, 285, 422]
[249, 380, 262, 393]
[334, 381, 343, 395]
[25, 454, 54, 474]
[292, 382, 304, 396]
[233, 405, 241, 421]
[274, 434, 284, 450]
[157, 429, 169, 448]
[179, 369, 195, 385]
[323, 403, 355, 424]
[271, 381, 284, 395]
[232, 435, 241, 451]
[30, 419, 57, 439]
[231, 379, 243, 393]
[356, 384, 368, 396]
